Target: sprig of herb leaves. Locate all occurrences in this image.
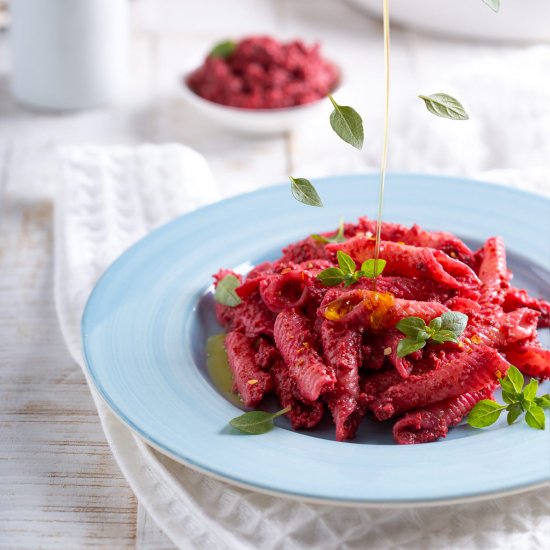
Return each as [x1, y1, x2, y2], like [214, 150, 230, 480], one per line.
[418, 93, 469, 121]
[396, 311, 468, 357]
[317, 251, 386, 287]
[311, 218, 346, 244]
[229, 407, 291, 434]
[214, 274, 242, 307]
[468, 366, 549, 430]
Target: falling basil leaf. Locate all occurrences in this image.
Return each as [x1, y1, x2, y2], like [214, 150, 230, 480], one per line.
[289, 176, 323, 207]
[418, 93, 469, 121]
[210, 39, 236, 59]
[467, 400, 505, 428]
[482, 0, 500, 12]
[229, 407, 291, 435]
[328, 94, 364, 150]
[214, 274, 242, 307]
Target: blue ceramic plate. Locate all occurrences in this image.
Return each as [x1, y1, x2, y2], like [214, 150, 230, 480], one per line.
[82, 174, 549, 505]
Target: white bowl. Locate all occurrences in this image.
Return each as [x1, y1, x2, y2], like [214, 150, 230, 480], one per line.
[347, 0, 549, 43]
[179, 64, 341, 137]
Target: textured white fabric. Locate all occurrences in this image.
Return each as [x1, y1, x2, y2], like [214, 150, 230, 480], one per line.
[54, 49, 550, 549]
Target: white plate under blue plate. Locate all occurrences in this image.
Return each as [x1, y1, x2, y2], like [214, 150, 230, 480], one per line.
[82, 174, 550, 506]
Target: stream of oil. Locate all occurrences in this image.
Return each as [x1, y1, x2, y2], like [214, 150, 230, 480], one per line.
[373, 0, 391, 288]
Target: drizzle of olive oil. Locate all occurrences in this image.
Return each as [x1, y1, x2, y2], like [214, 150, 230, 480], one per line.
[206, 334, 243, 406]
[373, 0, 391, 289]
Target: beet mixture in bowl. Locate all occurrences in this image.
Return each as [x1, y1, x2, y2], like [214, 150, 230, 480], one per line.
[186, 36, 339, 110]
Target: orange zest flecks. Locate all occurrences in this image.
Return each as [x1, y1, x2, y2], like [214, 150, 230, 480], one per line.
[247, 379, 258, 385]
[471, 334, 482, 345]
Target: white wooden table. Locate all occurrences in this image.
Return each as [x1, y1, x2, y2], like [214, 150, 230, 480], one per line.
[0, 1, 538, 548]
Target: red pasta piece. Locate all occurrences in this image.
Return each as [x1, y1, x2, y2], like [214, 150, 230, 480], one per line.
[470, 308, 540, 348]
[357, 217, 409, 242]
[380, 329, 415, 378]
[321, 321, 364, 441]
[325, 391, 365, 442]
[259, 260, 331, 312]
[371, 345, 509, 421]
[327, 236, 480, 290]
[503, 345, 550, 380]
[319, 289, 448, 330]
[503, 287, 550, 328]
[271, 356, 324, 429]
[216, 291, 276, 337]
[392, 387, 494, 445]
[224, 331, 273, 407]
[274, 308, 336, 401]
[321, 321, 362, 397]
[478, 237, 510, 305]
[402, 224, 474, 265]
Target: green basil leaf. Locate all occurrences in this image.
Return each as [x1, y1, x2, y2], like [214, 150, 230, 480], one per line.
[343, 274, 356, 287]
[429, 317, 442, 331]
[210, 39, 236, 59]
[522, 378, 539, 402]
[396, 317, 427, 338]
[482, 0, 500, 12]
[229, 407, 290, 435]
[214, 275, 242, 307]
[431, 329, 460, 344]
[535, 394, 550, 409]
[504, 365, 524, 394]
[360, 259, 386, 279]
[289, 176, 323, 207]
[500, 377, 519, 401]
[439, 311, 468, 336]
[311, 218, 346, 244]
[525, 406, 546, 430]
[317, 267, 345, 287]
[328, 95, 364, 150]
[418, 93, 469, 121]
[501, 389, 518, 405]
[467, 400, 505, 428]
[336, 250, 356, 275]
[396, 337, 426, 358]
[506, 403, 522, 426]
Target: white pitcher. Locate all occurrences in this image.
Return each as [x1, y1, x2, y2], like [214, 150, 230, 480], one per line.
[10, 0, 128, 110]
